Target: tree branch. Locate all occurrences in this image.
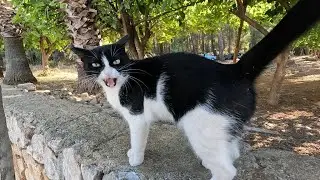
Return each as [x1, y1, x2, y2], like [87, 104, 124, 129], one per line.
[231, 10, 269, 36]
[134, 0, 203, 26]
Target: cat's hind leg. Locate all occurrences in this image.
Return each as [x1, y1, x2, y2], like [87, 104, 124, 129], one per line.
[126, 115, 150, 166]
[179, 107, 238, 180]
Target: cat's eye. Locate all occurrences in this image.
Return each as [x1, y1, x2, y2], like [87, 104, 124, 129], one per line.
[92, 63, 101, 67]
[113, 59, 121, 65]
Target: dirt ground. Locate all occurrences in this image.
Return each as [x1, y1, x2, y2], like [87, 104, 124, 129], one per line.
[248, 56, 320, 156]
[31, 56, 320, 156]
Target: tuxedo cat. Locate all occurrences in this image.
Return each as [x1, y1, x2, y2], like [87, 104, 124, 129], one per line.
[71, 0, 319, 179]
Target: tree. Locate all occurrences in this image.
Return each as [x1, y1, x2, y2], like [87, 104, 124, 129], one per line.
[94, 0, 204, 59]
[61, 0, 101, 94]
[0, 2, 37, 85]
[231, 0, 294, 105]
[0, 38, 4, 77]
[0, 86, 14, 180]
[233, 0, 247, 63]
[11, 0, 70, 71]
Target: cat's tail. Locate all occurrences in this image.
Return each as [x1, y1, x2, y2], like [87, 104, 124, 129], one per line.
[237, 0, 320, 81]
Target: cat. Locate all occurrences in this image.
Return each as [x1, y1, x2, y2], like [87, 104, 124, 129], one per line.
[71, 0, 320, 179]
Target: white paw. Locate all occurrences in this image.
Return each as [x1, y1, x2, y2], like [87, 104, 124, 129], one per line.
[127, 149, 144, 166]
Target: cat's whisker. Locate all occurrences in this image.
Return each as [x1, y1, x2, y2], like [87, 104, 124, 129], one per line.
[121, 69, 151, 77]
[118, 62, 136, 71]
[121, 68, 151, 76]
[129, 76, 148, 90]
[111, 44, 115, 57]
[128, 76, 143, 94]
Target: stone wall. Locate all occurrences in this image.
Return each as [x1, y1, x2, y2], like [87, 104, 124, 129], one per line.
[3, 85, 320, 180]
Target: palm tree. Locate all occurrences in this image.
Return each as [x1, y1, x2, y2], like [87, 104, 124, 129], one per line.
[62, 0, 101, 93]
[0, 2, 37, 85]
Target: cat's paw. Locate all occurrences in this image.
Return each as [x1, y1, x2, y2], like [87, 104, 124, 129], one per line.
[127, 149, 144, 166]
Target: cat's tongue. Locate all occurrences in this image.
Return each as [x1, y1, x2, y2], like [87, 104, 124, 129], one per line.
[105, 78, 116, 87]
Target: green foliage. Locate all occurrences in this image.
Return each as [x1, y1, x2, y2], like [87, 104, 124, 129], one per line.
[294, 23, 320, 49]
[185, 1, 238, 33]
[11, 0, 70, 52]
[92, 0, 206, 43]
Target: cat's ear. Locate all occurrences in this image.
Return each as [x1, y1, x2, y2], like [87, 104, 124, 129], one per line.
[116, 35, 129, 46]
[70, 45, 92, 60]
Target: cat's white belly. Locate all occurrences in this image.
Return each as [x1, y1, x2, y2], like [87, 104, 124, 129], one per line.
[104, 88, 174, 123]
[144, 98, 174, 123]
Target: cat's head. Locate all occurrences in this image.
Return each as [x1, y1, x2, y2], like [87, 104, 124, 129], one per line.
[71, 35, 130, 88]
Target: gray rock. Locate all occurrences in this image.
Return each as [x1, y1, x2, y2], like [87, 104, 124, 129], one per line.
[81, 164, 102, 180]
[62, 148, 82, 180]
[26, 134, 45, 163]
[44, 146, 62, 180]
[102, 172, 117, 180]
[47, 137, 63, 154]
[80, 92, 89, 98]
[5, 112, 32, 148]
[3, 85, 320, 180]
[103, 171, 145, 180]
[17, 83, 36, 91]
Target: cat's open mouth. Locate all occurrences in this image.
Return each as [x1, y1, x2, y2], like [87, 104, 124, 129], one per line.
[104, 78, 117, 87]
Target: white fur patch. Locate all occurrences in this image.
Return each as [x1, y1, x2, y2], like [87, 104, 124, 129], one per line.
[144, 74, 174, 123]
[178, 107, 237, 180]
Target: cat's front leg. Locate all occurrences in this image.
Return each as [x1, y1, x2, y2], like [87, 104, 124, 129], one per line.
[126, 116, 150, 166]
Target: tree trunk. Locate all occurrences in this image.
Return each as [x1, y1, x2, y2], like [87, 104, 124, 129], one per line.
[210, 34, 217, 55]
[267, 48, 290, 105]
[218, 31, 224, 60]
[39, 36, 51, 71]
[205, 35, 210, 52]
[41, 52, 49, 70]
[191, 34, 196, 53]
[233, 8, 293, 105]
[3, 36, 37, 85]
[233, 19, 244, 63]
[188, 35, 193, 52]
[233, 0, 246, 63]
[121, 12, 139, 59]
[159, 43, 164, 55]
[201, 33, 205, 53]
[63, 0, 101, 94]
[0, 55, 4, 78]
[227, 25, 233, 54]
[121, 11, 150, 59]
[0, 87, 15, 180]
[39, 36, 50, 71]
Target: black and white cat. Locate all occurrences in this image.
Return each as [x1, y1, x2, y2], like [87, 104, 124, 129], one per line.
[71, 0, 319, 179]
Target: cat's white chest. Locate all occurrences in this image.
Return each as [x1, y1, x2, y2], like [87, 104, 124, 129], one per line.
[103, 86, 122, 110]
